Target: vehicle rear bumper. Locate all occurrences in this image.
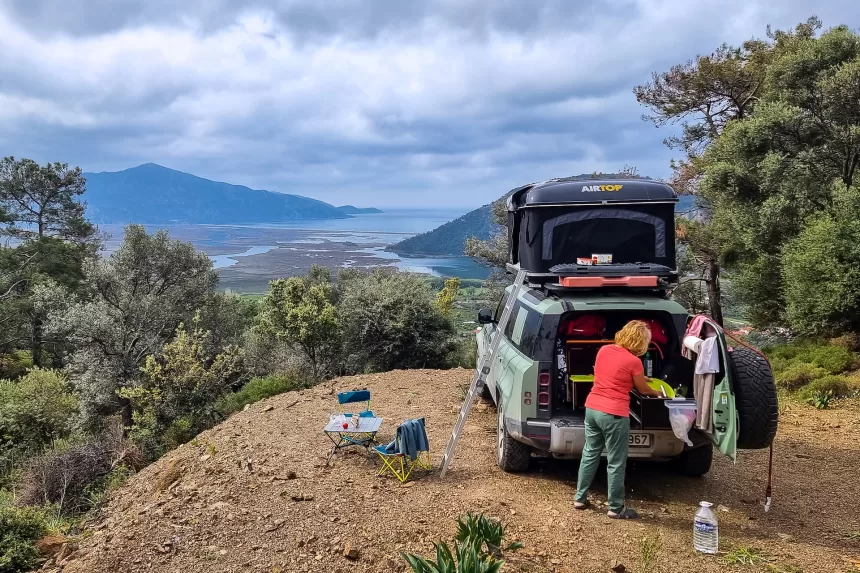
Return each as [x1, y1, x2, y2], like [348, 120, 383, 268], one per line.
[543, 417, 708, 460]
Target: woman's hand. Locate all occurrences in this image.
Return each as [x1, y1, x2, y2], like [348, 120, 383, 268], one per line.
[632, 372, 664, 397]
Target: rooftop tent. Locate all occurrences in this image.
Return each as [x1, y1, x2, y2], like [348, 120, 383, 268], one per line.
[506, 178, 679, 274]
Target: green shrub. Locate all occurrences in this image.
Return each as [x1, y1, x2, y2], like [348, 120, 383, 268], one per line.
[764, 340, 856, 374]
[0, 369, 78, 460]
[0, 506, 48, 573]
[215, 375, 305, 417]
[775, 363, 827, 390]
[798, 375, 857, 401]
[797, 345, 855, 374]
[0, 351, 33, 381]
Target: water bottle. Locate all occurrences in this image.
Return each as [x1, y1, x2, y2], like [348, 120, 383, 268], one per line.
[693, 501, 719, 554]
[644, 352, 653, 377]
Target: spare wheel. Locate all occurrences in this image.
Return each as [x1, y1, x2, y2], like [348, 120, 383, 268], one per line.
[729, 345, 778, 449]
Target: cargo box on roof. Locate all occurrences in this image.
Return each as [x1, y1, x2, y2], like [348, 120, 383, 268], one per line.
[506, 178, 679, 274]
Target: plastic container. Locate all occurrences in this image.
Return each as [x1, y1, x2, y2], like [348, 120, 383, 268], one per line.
[665, 399, 697, 446]
[693, 501, 719, 554]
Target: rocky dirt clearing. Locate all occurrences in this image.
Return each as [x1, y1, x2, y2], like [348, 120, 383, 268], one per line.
[44, 369, 860, 573]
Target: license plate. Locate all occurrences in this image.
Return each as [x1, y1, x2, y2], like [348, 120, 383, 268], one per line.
[629, 433, 652, 448]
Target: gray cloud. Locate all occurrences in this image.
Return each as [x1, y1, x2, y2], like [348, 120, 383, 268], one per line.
[1, 0, 859, 208]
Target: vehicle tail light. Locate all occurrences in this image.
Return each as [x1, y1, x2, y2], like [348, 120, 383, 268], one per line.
[538, 371, 551, 409]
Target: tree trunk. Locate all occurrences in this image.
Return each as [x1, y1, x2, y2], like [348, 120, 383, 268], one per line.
[706, 258, 724, 327]
[31, 315, 43, 367]
[119, 395, 134, 435]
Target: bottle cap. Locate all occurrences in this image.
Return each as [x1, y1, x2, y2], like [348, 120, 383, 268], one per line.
[699, 501, 713, 507]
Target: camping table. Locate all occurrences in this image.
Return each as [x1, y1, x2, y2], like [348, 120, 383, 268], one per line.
[323, 416, 383, 464]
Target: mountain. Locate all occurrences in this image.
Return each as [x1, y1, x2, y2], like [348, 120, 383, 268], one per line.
[387, 203, 500, 256]
[336, 205, 383, 215]
[389, 176, 695, 257]
[83, 163, 351, 224]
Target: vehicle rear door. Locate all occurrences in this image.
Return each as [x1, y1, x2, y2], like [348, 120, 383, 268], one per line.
[705, 319, 738, 461]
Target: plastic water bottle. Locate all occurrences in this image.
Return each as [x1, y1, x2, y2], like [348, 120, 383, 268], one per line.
[693, 501, 719, 554]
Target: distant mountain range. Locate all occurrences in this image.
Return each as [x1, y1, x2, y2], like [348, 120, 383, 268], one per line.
[336, 205, 384, 215]
[389, 176, 695, 257]
[83, 163, 380, 224]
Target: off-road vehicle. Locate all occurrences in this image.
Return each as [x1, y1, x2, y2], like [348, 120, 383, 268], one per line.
[476, 178, 778, 476]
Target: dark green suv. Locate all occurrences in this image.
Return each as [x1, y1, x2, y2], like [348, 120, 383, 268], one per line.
[475, 178, 778, 476]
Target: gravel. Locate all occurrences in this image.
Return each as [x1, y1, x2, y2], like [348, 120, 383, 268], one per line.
[44, 369, 860, 573]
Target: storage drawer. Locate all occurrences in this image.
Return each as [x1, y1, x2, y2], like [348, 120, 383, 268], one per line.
[629, 393, 695, 429]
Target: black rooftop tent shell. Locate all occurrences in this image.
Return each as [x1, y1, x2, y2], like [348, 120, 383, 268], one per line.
[506, 178, 679, 274]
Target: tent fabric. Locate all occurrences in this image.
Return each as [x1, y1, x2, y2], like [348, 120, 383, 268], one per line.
[541, 208, 667, 261]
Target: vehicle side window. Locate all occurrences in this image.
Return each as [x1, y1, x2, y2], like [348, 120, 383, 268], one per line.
[504, 301, 521, 339]
[494, 291, 509, 322]
[518, 309, 543, 357]
[503, 301, 543, 358]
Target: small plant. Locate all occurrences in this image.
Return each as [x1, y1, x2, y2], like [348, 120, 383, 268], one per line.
[799, 375, 856, 401]
[639, 535, 661, 573]
[807, 389, 833, 410]
[722, 546, 775, 566]
[403, 541, 503, 573]
[0, 505, 48, 573]
[455, 513, 523, 559]
[774, 363, 826, 390]
[841, 530, 860, 541]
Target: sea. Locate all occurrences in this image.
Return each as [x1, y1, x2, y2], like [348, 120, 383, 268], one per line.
[99, 209, 490, 293]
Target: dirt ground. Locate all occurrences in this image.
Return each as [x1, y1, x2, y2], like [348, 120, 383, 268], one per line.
[45, 369, 860, 573]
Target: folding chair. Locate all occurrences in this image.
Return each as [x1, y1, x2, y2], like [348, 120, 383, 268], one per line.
[338, 389, 374, 418]
[374, 418, 432, 483]
[335, 389, 376, 449]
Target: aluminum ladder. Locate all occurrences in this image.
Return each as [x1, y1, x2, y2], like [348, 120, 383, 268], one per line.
[440, 268, 528, 478]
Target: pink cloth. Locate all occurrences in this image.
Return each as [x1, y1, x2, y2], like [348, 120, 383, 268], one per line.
[682, 315, 709, 360]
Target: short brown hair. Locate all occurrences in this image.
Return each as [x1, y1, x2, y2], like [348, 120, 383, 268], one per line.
[614, 320, 651, 356]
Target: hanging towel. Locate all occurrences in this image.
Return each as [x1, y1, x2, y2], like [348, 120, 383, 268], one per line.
[693, 373, 715, 432]
[695, 336, 720, 374]
[682, 316, 708, 361]
[386, 418, 429, 461]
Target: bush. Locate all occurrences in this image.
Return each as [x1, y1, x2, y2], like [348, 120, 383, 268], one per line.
[764, 340, 856, 374]
[774, 363, 827, 390]
[0, 369, 78, 461]
[18, 425, 141, 515]
[782, 214, 860, 336]
[798, 375, 857, 401]
[0, 351, 33, 381]
[215, 375, 305, 417]
[0, 506, 48, 573]
[337, 269, 458, 373]
[797, 345, 855, 374]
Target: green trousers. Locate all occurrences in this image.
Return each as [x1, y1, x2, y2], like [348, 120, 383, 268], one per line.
[575, 408, 630, 513]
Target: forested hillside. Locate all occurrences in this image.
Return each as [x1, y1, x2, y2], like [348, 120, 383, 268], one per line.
[83, 163, 351, 224]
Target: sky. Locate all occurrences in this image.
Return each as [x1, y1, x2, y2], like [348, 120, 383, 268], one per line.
[1, 1, 859, 209]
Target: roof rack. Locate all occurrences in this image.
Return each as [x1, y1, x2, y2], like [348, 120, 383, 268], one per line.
[505, 263, 678, 294]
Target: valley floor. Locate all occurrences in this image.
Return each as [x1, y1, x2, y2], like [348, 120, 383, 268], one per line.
[46, 370, 860, 573]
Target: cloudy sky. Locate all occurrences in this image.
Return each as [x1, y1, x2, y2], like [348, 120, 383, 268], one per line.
[1, 1, 858, 208]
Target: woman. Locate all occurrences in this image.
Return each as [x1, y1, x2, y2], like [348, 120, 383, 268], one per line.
[574, 320, 662, 519]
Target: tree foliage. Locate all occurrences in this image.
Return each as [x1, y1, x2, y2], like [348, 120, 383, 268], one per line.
[259, 270, 339, 380]
[124, 321, 243, 452]
[45, 225, 217, 428]
[639, 18, 860, 332]
[0, 369, 78, 463]
[337, 269, 457, 372]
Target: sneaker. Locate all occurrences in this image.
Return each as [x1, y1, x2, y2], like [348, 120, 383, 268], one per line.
[607, 507, 638, 519]
[573, 500, 590, 510]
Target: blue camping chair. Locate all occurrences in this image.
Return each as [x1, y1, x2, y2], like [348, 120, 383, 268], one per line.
[333, 389, 377, 450]
[374, 418, 432, 482]
[338, 389, 374, 418]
